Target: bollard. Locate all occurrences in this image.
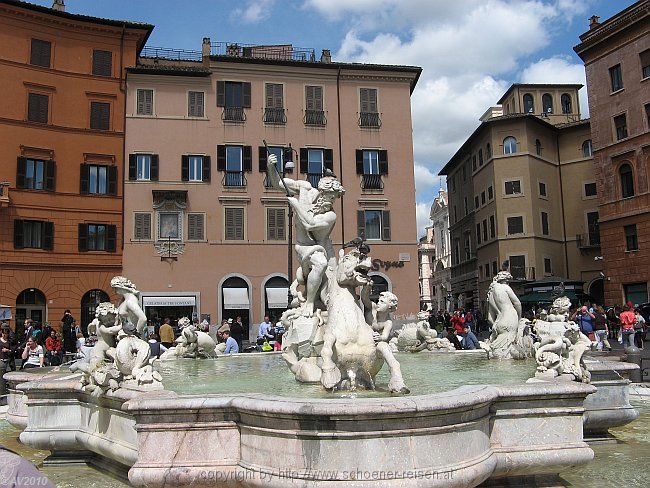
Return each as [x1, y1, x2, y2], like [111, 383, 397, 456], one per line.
[625, 345, 642, 383]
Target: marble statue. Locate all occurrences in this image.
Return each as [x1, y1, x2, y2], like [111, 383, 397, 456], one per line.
[390, 311, 456, 352]
[485, 271, 534, 359]
[533, 296, 591, 383]
[111, 276, 147, 336]
[159, 316, 222, 359]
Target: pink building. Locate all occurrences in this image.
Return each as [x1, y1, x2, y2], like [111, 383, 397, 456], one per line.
[123, 40, 421, 338]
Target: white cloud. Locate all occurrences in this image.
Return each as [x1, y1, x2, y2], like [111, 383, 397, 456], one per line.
[232, 0, 275, 24]
[416, 201, 433, 239]
[413, 163, 442, 195]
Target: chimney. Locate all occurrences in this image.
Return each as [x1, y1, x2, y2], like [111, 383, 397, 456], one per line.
[202, 37, 211, 64]
[589, 15, 600, 29]
[320, 49, 331, 63]
[52, 0, 65, 11]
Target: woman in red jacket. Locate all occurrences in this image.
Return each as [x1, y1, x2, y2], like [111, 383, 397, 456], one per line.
[44, 330, 63, 366]
[451, 311, 466, 334]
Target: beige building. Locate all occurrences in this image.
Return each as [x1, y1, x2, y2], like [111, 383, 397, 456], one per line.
[123, 40, 421, 337]
[440, 84, 603, 309]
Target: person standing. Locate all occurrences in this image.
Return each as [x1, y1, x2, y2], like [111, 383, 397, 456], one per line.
[230, 317, 244, 352]
[0, 324, 15, 399]
[619, 305, 637, 348]
[159, 318, 175, 349]
[593, 306, 611, 352]
[223, 330, 239, 354]
[634, 309, 646, 349]
[572, 306, 595, 341]
[61, 309, 76, 354]
[257, 315, 274, 349]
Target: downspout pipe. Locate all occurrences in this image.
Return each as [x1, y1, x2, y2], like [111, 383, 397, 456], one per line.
[337, 67, 345, 245]
[120, 25, 126, 255]
[556, 130, 570, 279]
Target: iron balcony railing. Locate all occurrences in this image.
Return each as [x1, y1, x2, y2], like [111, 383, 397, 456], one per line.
[212, 42, 316, 62]
[263, 107, 287, 125]
[140, 46, 202, 61]
[222, 107, 246, 122]
[361, 174, 384, 190]
[577, 232, 601, 248]
[307, 173, 322, 187]
[359, 112, 381, 128]
[222, 171, 247, 188]
[304, 109, 326, 126]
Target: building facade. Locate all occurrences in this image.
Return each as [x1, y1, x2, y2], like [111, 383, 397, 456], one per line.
[429, 189, 452, 312]
[0, 0, 151, 334]
[440, 84, 603, 310]
[122, 40, 421, 337]
[574, 1, 650, 306]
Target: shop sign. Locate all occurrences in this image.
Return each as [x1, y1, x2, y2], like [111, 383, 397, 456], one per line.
[371, 259, 405, 271]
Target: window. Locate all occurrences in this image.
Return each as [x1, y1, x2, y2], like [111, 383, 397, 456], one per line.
[476, 223, 482, 244]
[584, 182, 597, 198]
[128, 154, 158, 181]
[359, 88, 380, 127]
[305, 85, 325, 125]
[505, 180, 522, 195]
[218, 145, 251, 186]
[217, 81, 251, 121]
[464, 232, 471, 261]
[490, 215, 495, 238]
[614, 114, 628, 140]
[646, 104, 650, 129]
[492, 261, 498, 276]
[509, 255, 526, 279]
[619, 164, 634, 198]
[188, 91, 204, 117]
[92, 50, 112, 76]
[187, 213, 205, 241]
[225, 207, 245, 240]
[582, 139, 593, 157]
[482, 219, 488, 242]
[472, 155, 477, 171]
[266, 208, 286, 241]
[363, 150, 379, 174]
[136, 89, 153, 116]
[224, 82, 243, 107]
[265, 146, 286, 174]
[78, 223, 116, 252]
[587, 211, 599, 246]
[535, 139, 542, 156]
[13, 220, 53, 250]
[481, 191, 486, 205]
[523, 93, 534, 113]
[624, 283, 648, 305]
[159, 212, 180, 240]
[181, 154, 210, 183]
[464, 197, 468, 216]
[541, 212, 549, 235]
[358, 210, 391, 241]
[30, 39, 51, 67]
[561, 94, 572, 114]
[539, 181, 547, 198]
[609, 64, 623, 92]
[308, 149, 324, 187]
[488, 185, 493, 200]
[642, 50, 650, 79]
[478, 149, 483, 166]
[137, 154, 151, 181]
[90, 101, 110, 130]
[542, 93, 553, 114]
[544, 258, 552, 275]
[507, 216, 524, 235]
[485, 263, 490, 279]
[264, 83, 286, 124]
[80, 164, 117, 195]
[16, 157, 55, 191]
[134, 213, 152, 240]
[503, 136, 517, 154]
[27, 93, 48, 123]
[189, 156, 203, 182]
[625, 224, 638, 251]
[474, 196, 479, 210]
[486, 143, 492, 159]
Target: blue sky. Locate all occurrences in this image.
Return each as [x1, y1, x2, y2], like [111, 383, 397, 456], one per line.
[31, 0, 634, 235]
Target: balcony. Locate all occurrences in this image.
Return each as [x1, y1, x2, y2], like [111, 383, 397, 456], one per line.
[263, 107, 287, 125]
[361, 174, 384, 190]
[359, 112, 381, 128]
[222, 171, 247, 188]
[307, 173, 322, 187]
[304, 110, 326, 126]
[222, 107, 246, 122]
[0, 182, 9, 208]
[510, 266, 536, 281]
[577, 233, 601, 249]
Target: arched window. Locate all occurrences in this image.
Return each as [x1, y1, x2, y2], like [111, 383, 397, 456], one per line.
[486, 143, 492, 159]
[542, 93, 553, 114]
[523, 94, 534, 113]
[15, 288, 46, 340]
[561, 94, 572, 114]
[619, 164, 635, 198]
[535, 139, 542, 156]
[264, 275, 289, 318]
[582, 139, 593, 157]
[369, 275, 389, 303]
[503, 136, 517, 155]
[221, 276, 250, 326]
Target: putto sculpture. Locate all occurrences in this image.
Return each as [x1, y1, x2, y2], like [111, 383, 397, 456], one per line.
[159, 316, 225, 359]
[267, 154, 408, 394]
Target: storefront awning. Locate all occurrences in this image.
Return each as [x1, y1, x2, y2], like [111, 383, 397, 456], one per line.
[223, 288, 249, 310]
[143, 296, 196, 307]
[266, 288, 288, 309]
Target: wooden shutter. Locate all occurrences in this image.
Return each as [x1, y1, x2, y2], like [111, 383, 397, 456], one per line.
[13, 220, 24, 249]
[80, 164, 89, 194]
[266, 83, 283, 108]
[242, 146, 252, 172]
[283, 148, 294, 172]
[78, 223, 88, 252]
[242, 82, 251, 108]
[150, 154, 159, 181]
[379, 150, 388, 175]
[30, 39, 51, 67]
[324, 149, 334, 172]
[128, 154, 137, 180]
[28, 93, 48, 123]
[225, 207, 244, 240]
[16, 157, 26, 188]
[107, 165, 118, 195]
[267, 208, 285, 240]
[381, 210, 391, 241]
[202, 156, 211, 182]
[188, 91, 204, 117]
[106, 225, 117, 252]
[217, 145, 226, 171]
[299, 148, 308, 173]
[90, 102, 110, 130]
[357, 210, 365, 239]
[42, 221, 54, 250]
[45, 160, 56, 191]
[92, 50, 112, 76]
[181, 155, 189, 181]
[355, 150, 364, 174]
[134, 213, 151, 240]
[360, 88, 377, 113]
[137, 89, 153, 115]
[188, 214, 205, 240]
[306, 85, 322, 111]
[259, 146, 267, 172]
[216, 81, 225, 107]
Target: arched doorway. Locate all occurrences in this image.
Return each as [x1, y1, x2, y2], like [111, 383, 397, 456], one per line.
[221, 276, 251, 339]
[81, 289, 109, 337]
[15, 288, 46, 341]
[263, 276, 289, 323]
[588, 278, 604, 306]
[368, 274, 390, 303]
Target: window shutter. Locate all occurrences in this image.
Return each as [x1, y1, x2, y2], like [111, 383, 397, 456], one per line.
[16, 157, 26, 188]
[92, 50, 112, 77]
[265, 84, 274, 108]
[78, 223, 88, 252]
[225, 207, 244, 240]
[181, 155, 189, 181]
[217, 145, 226, 171]
[188, 214, 205, 240]
[80, 164, 89, 194]
[28, 93, 48, 123]
[42, 221, 54, 250]
[242, 146, 252, 172]
[306, 86, 323, 111]
[379, 150, 388, 175]
[45, 160, 56, 191]
[150, 154, 159, 181]
[259, 146, 267, 172]
[107, 165, 118, 195]
[361, 88, 377, 113]
[128, 154, 137, 180]
[305, 86, 314, 111]
[355, 150, 364, 175]
[381, 210, 391, 241]
[267, 208, 277, 240]
[188, 91, 204, 117]
[225, 208, 234, 240]
[134, 213, 151, 240]
[106, 225, 117, 252]
[242, 82, 251, 108]
[299, 148, 308, 173]
[275, 208, 286, 240]
[360, 88, 369, 113]
[90, 102, 110, 130]
[357, 210, 365, 239]
[202, 156, 211, 182]
[137, 89, 153, 115]
[13, 220, 24, 249]
[324, 149, 334, 172]
[216, 81, 225, 107]
[30, 39, 51, 67]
